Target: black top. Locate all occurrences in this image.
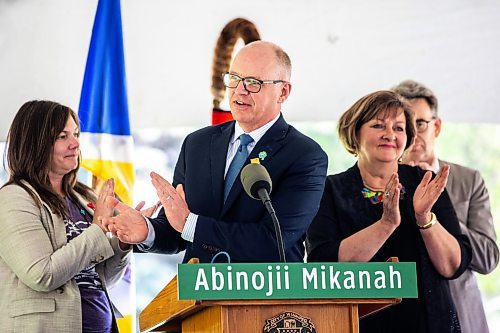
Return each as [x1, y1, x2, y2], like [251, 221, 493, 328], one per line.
[306, 164, 472, 333]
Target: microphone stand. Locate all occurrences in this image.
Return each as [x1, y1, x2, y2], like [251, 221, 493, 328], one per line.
[258, 188, 286, 262]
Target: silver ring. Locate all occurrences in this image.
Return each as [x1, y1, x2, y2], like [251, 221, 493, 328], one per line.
[384, 191, 391, 197]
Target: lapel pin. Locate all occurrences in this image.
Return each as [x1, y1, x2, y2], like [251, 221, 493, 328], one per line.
[258, 151, 267, 160]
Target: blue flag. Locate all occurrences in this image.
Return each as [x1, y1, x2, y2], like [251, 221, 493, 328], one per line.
[78, 0, 134, 206]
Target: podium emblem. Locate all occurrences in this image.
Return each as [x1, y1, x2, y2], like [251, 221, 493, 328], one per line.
[263, 311, 316, 333]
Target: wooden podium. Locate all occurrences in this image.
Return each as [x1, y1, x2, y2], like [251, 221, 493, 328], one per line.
[139, 259, 401, 333]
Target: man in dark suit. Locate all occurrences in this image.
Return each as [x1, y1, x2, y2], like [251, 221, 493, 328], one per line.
[394, 80, 498, 333]
[104, 41, 328, 263]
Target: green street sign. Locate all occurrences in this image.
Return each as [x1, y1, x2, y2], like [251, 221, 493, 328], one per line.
[178, 262, 418, 300]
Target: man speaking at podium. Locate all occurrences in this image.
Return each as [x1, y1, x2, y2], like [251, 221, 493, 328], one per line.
[104, 41, 328, 263]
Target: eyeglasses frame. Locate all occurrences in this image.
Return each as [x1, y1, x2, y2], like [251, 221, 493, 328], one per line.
[415, 116, 437, 133]
[222, 72, 287, 93]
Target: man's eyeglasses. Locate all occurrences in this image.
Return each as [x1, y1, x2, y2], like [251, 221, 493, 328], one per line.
[415, 117, 436, 133]
[222, 72, 286, 93]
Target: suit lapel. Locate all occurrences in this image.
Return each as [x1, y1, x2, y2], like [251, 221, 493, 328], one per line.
[249, 115, 288, 166]
[221, 115, 289, 216]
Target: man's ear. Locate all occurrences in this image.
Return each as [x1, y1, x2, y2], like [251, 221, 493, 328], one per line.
[434, 117, 442, 138]
[278, 82, 292, 104]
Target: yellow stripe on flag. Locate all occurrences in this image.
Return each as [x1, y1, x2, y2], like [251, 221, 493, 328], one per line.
[116, 315, 134, 333]
[82, 159, 134, 205]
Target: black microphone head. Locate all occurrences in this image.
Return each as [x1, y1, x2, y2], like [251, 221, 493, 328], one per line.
[240, 163, 272, 199]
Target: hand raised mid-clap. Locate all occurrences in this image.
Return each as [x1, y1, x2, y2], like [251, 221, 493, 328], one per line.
[92, 178, 115, 232]
[413, 164, 450, 220]
[150, 172, 190, 233]
[381, 172, 402, 228]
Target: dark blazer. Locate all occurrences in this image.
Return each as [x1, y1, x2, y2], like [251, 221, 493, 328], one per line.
[306, 164, 472, 333]
[442, 160, 498, 333]
[147, 114, 328, 263]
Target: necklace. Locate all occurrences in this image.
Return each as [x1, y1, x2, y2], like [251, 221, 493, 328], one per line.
[361, 184, 406, 204]
[361, 187, 385, 204]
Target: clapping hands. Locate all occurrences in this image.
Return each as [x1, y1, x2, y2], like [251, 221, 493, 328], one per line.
[150, 172, 189, 233]
[93, 178, 115, 232]
[97, 172, 189, 244]
[413, 165, 449, 221]
[381, 172, 402, 228]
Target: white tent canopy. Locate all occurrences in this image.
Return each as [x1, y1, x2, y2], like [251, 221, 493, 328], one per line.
[1, 0, 499, 140]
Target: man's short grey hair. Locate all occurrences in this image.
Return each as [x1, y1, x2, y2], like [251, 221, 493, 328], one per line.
[392, 80, 438, 116]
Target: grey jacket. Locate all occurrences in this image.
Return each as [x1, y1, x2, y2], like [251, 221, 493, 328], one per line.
[0, 182, 131, 333]
[442, 160, 499, 333]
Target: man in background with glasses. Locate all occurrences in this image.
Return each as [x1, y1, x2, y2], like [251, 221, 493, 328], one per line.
[393, 80, 498, 333]
[104, 41, 327, 264]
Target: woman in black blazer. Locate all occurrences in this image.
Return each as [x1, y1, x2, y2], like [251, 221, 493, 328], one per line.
[306, 90, 471, 333]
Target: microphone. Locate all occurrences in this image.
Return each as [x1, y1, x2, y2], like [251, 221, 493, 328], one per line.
[241, 164, 286, 262]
